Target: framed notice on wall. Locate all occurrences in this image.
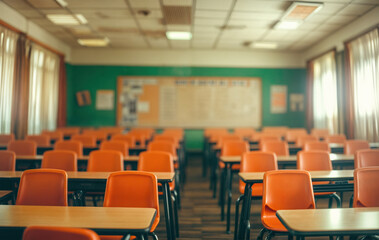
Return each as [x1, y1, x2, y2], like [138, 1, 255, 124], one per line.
[96, 90, 114, 110]
[271, 85, 287, 113]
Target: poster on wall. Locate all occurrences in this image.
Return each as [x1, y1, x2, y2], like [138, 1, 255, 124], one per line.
[96, 90, 114, 110]
[270, 85, 287, 113]
[290, 94, 304, 111]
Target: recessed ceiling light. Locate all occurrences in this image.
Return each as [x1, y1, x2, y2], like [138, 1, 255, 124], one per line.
[274, 20, 301, 30]
[47, 14, 87, 25]
[78, 38, 109, 47]
[55, 0, 68, 8]
[283, 2, 323, 21]
[166, 31, 192, 40]
[252, 42, 278, 49]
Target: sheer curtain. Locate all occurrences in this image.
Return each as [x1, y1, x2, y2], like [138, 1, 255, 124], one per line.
[311, 51, 339, 134]
[348, 28, 379, 141]
[0, 26, 18, 133]
[28, 44, 59, 134]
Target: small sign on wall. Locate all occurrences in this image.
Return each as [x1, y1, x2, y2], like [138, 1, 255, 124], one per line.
[290, 94, 304, 111]
[96, 90, 114, 110]
[76, 90, 91, 106]
[271, 85, 287, 113]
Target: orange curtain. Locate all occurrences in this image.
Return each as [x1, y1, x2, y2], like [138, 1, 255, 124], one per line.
[306, 61, 314, 131]
[11, 33, 30, 139]
[57, 55, 67, 127]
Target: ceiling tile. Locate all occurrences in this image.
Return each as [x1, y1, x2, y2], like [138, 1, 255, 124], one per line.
[65, 0, 127, 9]
[90, 18, 138, 28]
[281, 31, 308, 41]
[227, 19, 274, 29]
[170, 40, 191, 48]
[195, 10, 228, 19]
[296, 22, 319, 31]
[220, 29, 266, 40]
[166, 25, 191, 31]
[300, 31, 328, 43]
[30, 18, 55, 27]
[316, 23, 342, 32]
[71, 9, 132, 19]
[234, 0, 290, 12]
[196, 0, 234, 11]
[305, 14, 332, 24]
[17, 9, 44, 18]
[216, 40, 246, 49]
[2, 0, 33, 9]
[230, 11, 282, 21]
[138, 19, 165, 31]
[192, 39, 215, 48]
[129, 0, 161, 9]
[163, 0, 193, 6]
[134, 9, 163, 19]
[192, 32, 218, 40]
[194, 18, 226, 26]
[193, 25, 220, 33]
[317, 3, 347, 14]
[148, 37, 169, 48]
[352, 0, 379, 3]
[261, 30, 289, 41]
[338, 3, 375, 16]
[326, 15, 357, 25]
[40, 9, 71, 15]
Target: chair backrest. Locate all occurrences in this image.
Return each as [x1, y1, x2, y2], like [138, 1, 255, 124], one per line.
[55, 140, 83, 157]
[0, 150, 16, 171]
[154, 135, 179, 147]
[16, 169, 68, 206]
[147, 141, 177, 156]
[57, 127, 80, 137]
[42, 150, 77, 171]
[325, 134, 346, 144]
[71, 135, 97, 148]
[138, 151, 174, 172]
[354, 167, 379, 207]
[41, 130, 64, 142]
[344, 140, 370, 155]
[233, 128, 256, 139]
[23, 226, 100, 240]
[260, 140, 289, 156]
[87, 150, 123, 172]
[103, 171, 160, 231]
[82, 130, 108, 142]
[111, 134, 136, 148]
[221, 140, 249, 156]
[262, 126, 288, 138]
[217, 135, 242, 148]
[25, 135, 51, 147]
[100, 140, 129, 157]
[296, 135, 318, 147]
[285, 129, 308, 142]
[262, 170, 315, 226]
[297, 150, 332, 171]
[355, 149, 379, 169]
[304, 141, 331, 152]
[240, 151, 278, 173]
[7, 140, 37, 156]
[311, 128, 329, 139]
[0, 133, 15, 145]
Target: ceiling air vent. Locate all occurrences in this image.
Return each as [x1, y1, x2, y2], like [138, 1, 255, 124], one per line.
[162, 6, 192, 25]
[27, 0, 64, 9]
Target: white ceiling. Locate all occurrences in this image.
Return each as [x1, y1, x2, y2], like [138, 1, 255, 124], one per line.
[2, 0, 378, 51]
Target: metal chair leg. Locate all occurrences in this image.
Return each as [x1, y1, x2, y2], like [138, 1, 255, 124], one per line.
[234, 194, 244, 240]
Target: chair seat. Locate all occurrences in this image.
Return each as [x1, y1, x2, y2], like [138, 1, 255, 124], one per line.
[262, 214, 288, 232]
[219, 162, 240, 170]
[239, 183, 263, 197]
[313, 181, 336, 196]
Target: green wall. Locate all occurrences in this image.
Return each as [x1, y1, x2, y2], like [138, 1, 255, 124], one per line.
[66, 65, 307, 150]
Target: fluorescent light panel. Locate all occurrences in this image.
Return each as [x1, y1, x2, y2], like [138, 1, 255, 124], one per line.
[166, 31, 192, 40]
[252, 42, 278, 49]
[55, 0, 68, 8]
[78, 38, 109, 47]
[274, 20, 301, 30]
[47, 14, 87, 25]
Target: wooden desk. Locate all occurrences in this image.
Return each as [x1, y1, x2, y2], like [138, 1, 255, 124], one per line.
[218, 154, 354, 233]
[0, 190, 13, 203]
[0, 171, 176, 240]
[236, 170, 354, 240]
[276, 208, 379, 236]
[0, 205, 156, 239]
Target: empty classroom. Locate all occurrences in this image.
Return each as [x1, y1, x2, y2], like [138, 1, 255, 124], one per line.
[0, 0, 378, 240]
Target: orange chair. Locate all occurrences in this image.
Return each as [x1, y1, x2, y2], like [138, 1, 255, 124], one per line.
[344, 140, 370, 155]
[285, 128, 307, 142]
[216, 135, 242, 149]
[311, 128, 329, 139]
[0, 150, 16, 171]
[25, 135, 51, 147]
[0, 133, 15, 145]
[234, 151, 278, 239]
[297, 150, 341, 208]
[23, 226, 100, 240]
[138, 151, 179, 236]
[262, 126, 288, 139]
[260, 140, 289, 156]
[296, 135, 318, 147]
[304, 141, 331, 152]
[103, 171, 160, 240]
[353, 167, 379, 208]
[87, 150, 123, 172]
[154, 135, 179, 147]
[355, 149, 379, 169]
[82, 130, 108, 142]
[148, 141, 177, 157]
[112, 134, 136, 148]
[42, 150, 77, 171]
[7, 140, 37, 156]
[72, 135, 97, 148]
[16, 169, 68, 206]
[42, 130, 64, 142]
[100, 140, 129, 157]
[57, 127, 80, 138]
[55, 140, 83, 157]
[258, 170, 315, 239]
[325, 134, 346, 144]
[233, 128, 256, 139]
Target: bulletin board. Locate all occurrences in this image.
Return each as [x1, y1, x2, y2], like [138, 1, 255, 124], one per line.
[116, 76, 262, 128]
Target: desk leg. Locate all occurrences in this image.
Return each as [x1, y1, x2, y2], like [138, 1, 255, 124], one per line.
[237, 183, 252, 240]
[226, 165, 233, 233]
[162, 182, 176, 240]
[220, 166, 226, 221]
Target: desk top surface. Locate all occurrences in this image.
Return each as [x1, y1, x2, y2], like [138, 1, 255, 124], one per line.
[15, 155, 178, 161]
[239, 170, 353, 183]
[0, 205, 156, 232]
[276, 207, 379, 236]
[220, 154, 354, 163]
[0, 171, 175, 182]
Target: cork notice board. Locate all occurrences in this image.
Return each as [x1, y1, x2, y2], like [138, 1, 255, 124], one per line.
[117, 76, 262, 128]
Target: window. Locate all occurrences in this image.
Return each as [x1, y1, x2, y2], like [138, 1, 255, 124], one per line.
[0, 26, 18, 134]
[28, 44, 59, 134]
[309, 51, 339, 134]
[347, 28, 379, 141]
